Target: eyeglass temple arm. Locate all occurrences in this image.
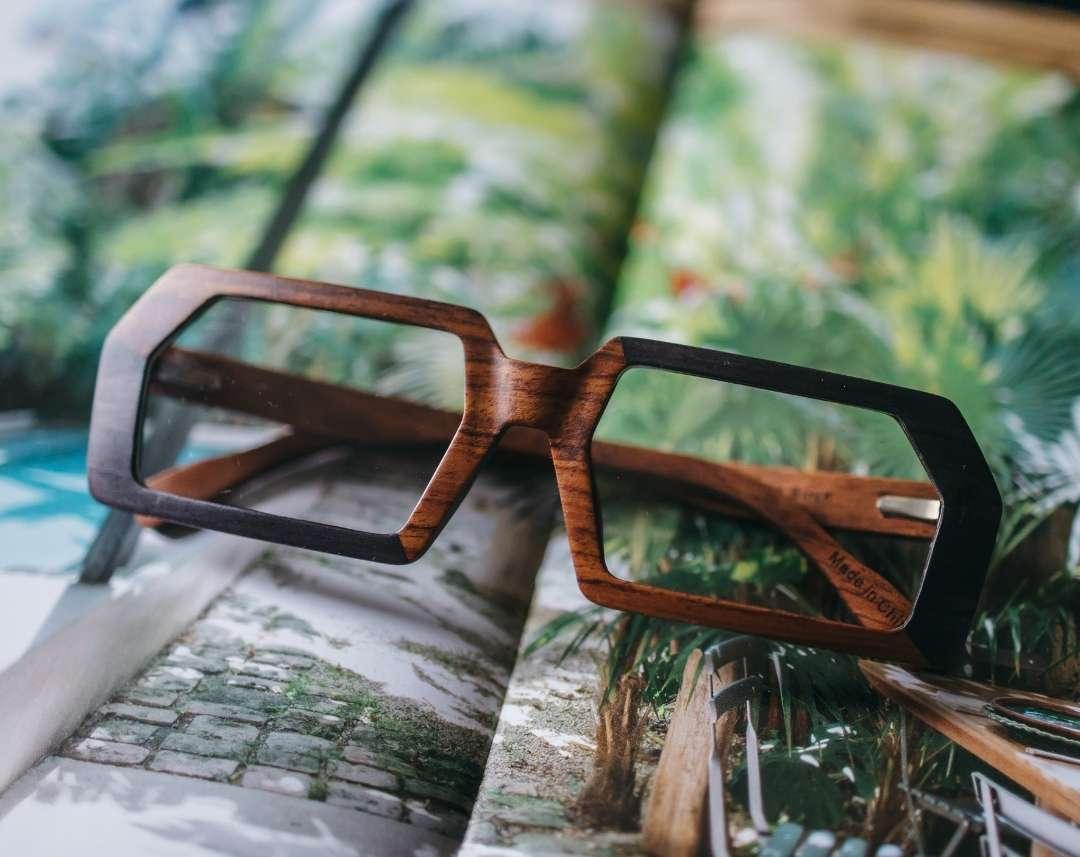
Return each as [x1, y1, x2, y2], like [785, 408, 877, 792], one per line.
[143, 348, 925, 629]
[137, 431, 330, 528]
[145, 347, 939, 541]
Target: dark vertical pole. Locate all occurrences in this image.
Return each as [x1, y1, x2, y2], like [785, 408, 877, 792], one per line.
[243, 0, 413, 273]
[80, 0, 414, 583]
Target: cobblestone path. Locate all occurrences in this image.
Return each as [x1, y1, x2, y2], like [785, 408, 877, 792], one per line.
[46, 448, 556, 849]
[61, 587, 480, 839]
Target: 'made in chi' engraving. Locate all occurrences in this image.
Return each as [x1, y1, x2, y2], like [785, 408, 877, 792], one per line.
[827, 550, 904, 626]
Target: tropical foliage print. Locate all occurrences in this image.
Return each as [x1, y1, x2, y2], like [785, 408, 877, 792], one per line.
[0, 0, 380, 418]
[277, 0, 678, 367]
[600, 30, 1080, 655]
[152, 0, 681, 455]
[524, 31, 1080, 853]
[0, 0, 679, 417]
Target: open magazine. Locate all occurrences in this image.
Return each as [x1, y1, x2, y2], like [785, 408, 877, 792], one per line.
[456, 5, 1080, 853]
[1, 0, 1078, 854]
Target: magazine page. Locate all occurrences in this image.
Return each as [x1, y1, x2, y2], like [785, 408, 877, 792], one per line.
[0, 1, 687, 848]
[463, 4, 1080, 853]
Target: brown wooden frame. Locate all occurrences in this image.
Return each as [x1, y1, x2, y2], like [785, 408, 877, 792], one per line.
[701, 0, 1080, 80]
[87, 265, 1001, 667]
[143, 346, 939, 543]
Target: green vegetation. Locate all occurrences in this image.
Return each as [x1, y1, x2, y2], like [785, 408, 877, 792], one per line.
[530, 31, 1080, 844]
[277, 2, 676, 366]
[283, 659, 490, 803]
[0, 0, 682, 635]
[2, 0, 676, 423]
[1, 0, 374, 417]
[609, 36, 1080, 530]
[601, 29, 1080, 651]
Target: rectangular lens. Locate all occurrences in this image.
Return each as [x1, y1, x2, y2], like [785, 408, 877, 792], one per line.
[591, 367, 941, 630]
[138, 297, 465, 535]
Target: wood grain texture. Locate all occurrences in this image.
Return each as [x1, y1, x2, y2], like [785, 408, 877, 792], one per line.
[150, 346, 939, 540]
[88, 264, 1001, 666]
[138, 431, 327, 527]
[701, 0, 1080, 78]
[860, 660, 1080, 821]
[148, 347, 917, 630]
[642, 650, 740, 857]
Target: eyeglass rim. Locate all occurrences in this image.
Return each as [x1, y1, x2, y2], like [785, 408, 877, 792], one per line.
[87, 264, 1001, 667]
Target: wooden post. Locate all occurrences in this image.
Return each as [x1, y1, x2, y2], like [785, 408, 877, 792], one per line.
[643, 649, 739, 857]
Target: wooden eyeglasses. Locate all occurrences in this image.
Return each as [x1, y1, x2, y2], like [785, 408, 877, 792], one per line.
[87, 265, 1002, 668]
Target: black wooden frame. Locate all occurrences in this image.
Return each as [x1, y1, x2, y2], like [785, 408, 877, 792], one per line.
[618, 337, 1002, 665]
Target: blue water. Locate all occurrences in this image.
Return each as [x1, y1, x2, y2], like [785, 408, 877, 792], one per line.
[0, 428, 106, 572]
[0, 427, 245, 573]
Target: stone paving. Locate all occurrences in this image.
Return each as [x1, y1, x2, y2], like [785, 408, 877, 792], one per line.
[61, 595, 475, 839]
[40, 449, 557, 850]
[460, 539, 662, 856]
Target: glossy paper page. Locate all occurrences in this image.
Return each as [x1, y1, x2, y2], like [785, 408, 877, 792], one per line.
[466, 14, 1080, 854]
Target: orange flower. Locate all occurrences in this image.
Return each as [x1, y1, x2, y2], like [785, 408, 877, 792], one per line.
[513, 279, 589, 353]
[670, 268, 702, 296]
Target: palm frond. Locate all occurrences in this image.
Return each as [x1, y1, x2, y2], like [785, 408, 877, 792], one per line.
[997, 325, 1080, 444]
[1009, 401, 1080, 516]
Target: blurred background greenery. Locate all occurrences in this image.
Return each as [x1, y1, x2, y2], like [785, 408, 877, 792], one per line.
[598, 30, 1080, 663]
[0, 0, 678, 419]
[530, 25, 1080, 847]
[0, 0, 382, 417]
[0, 0, 679, 571]
[2, 1, 1079, 845]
